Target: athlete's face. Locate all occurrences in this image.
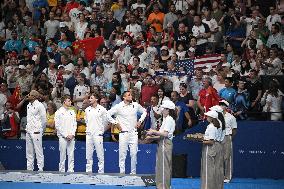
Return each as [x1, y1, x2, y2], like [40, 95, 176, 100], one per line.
[64, 98, 72, 107]
[89, 95, 97, 105]
[123, 92, 133, 102]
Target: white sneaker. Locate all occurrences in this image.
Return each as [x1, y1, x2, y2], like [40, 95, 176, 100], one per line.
[224, 179, 231, 183]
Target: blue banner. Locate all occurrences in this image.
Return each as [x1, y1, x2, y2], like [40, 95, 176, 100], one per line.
[0, 121, 284, 179]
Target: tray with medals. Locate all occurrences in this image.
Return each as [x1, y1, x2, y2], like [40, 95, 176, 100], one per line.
[184, 133, 204, 142]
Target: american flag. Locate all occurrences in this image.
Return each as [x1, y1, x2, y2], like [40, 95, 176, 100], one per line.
[175, 59, 195, 76]
[194, 54, 222, 69]
[176, 54, 221, 74]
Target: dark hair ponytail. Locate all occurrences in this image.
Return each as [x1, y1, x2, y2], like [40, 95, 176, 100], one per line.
[217, 112, 226, 130]
[211, 118, 220, 128]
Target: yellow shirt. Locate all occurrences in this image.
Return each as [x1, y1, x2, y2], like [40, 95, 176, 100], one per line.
[47, 0, 58, 7]
[111, 3, 119, 11]
[44, 113, 55, 135]
[76, 109, 86, 135]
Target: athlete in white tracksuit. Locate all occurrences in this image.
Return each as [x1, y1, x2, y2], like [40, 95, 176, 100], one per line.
[85, 94, 118, 173]
[26, 90, 47, 171]
[54, 96, 77, 172]
[108, 91, 147, 174]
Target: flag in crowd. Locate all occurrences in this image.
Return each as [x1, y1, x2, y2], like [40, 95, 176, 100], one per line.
[173, 54, 221, 76]
[9, 85, 21, 108]
[73, 36, 104, 62]
[194, 54, 222, 69]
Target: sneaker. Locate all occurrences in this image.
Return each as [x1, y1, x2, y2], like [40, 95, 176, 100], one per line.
[224, 179, 230, 183]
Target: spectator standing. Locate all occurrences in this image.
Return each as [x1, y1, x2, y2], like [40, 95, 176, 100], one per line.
[163, 4, 178, 30]
[0, 101, 19, 139]
[73, 73, 90, 109]
[219, 77, 236, 104]
[265, 6, 281, 31]
[263, 48, 283, 75]
[231, 79, 250, 120]
[44, 11, 60, 40]
[140, 75, 159, 107]
[0, 83, 8, 116]
[266, 24, 284, 49]
[113, 0, 127, 23]
[75, 13, 88, 40]
[261, 79, 283, 121]
[147, 3, 165, 33]
[3, 31, 23, 54]
[192, 15, 211, 54]
[43, 101, 57, 138]
[197, 77, 220, 114]
[247, 69, 262, 118]
[54, 95, 77, 172]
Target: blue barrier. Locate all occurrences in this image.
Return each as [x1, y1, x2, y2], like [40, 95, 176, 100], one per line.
[0, 121, 283, 179]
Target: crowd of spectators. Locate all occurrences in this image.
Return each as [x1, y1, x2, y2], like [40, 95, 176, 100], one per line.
[0, 0, 283, 140]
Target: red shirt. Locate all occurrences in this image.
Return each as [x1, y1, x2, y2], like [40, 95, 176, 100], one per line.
[140, 85, 159, 106]
[64, 1, 79, 14]
[198, 86, 220, 112]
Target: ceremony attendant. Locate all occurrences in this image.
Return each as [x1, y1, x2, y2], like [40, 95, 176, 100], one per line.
[146, 100, 176, 189]
[85, 93, 119, 173]
[26, 90, 47, 171]
[220, 100, 237, 183]
[54, 95, 77, 172]
[201, 110, 223, 189]
[108, 91, 147, 174]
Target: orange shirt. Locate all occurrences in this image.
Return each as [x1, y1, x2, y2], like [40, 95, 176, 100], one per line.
[147, 12, 165, 33]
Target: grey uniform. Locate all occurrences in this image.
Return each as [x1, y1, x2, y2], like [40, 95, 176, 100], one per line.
[222, 112, 237, 180]
[201, 123, 224, 189]
[156, 116, 175, 189]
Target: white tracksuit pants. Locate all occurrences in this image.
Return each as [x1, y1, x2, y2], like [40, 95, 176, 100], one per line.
[59, 136, 75, 172]
[26, 132, 44, 171]
[86, 134, 104, 173]
[119, 131, 138, 174]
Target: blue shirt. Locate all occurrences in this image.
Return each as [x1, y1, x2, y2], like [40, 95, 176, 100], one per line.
[25, 40, 39, 52]
[3, 39, 24, 53]
[219, 87, 236, 104]
[58, 41, 72, 49]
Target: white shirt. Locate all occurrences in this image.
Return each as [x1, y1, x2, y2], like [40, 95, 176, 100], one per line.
[192, 24, 208, 45]
[69, 8, 82, 24]
[73, 84, 90, 109]
[124, 23, 142, 37]
[75, 22, 88, 40]
[202, 18, 218, 42]
[108, 101, 147, 132]
[44, 20, 60, 40]
[150, 105, 162, 130]
[103, 63, 116, 82]
[204, 123, 218, 141]
[54, 106, 77, 137]
[85, 104, 117, 136]
[159, 115, 175, 140]
[26, 100, 47, 133]
[224, 112, 237, 135]
[266, 14, 281, 31]
[0, 94, 7, 116]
